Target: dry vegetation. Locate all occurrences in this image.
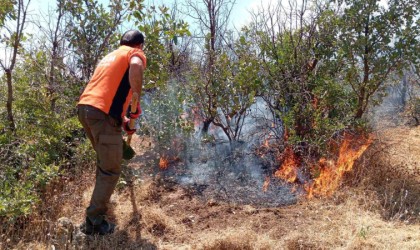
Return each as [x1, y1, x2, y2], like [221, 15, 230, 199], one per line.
[1, 126, 420, 250]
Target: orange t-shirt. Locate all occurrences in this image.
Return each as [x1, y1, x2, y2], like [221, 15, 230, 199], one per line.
[78, 45, 147, 121]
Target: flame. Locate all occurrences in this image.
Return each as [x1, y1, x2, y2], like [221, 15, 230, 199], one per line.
[306, 133, 373, 198]
[263, 139, 269, 148]
[263, 176, 270, 192]
[274, 147, 299, 183]
[159, 156, 169, 170]
[272, 133, 373, 198]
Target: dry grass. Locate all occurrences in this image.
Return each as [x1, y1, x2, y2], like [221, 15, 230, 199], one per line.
[350, 126, 420, 223]
[1, 129, 420, 250]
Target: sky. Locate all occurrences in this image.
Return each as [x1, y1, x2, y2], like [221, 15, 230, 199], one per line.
[32, 0, 271, 30]
[1, 0, 270, 69]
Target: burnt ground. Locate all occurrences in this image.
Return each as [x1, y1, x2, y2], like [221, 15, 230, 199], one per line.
[130, 137, 298, 208]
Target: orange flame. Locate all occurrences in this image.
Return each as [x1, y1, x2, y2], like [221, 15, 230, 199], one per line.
[159, 156, 169, 170]
[263, 139, 269, 148]
[272, 133, 373, 198]
[274, 147, 299, 183]
[306, 133, 373, 198]
[263, 176, 270, 192]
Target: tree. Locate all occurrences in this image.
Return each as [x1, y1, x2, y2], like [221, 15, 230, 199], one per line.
[129, 1, 191, 90]
[205, 30, 261, 141]
[64, 0, 127, 83]
[184, 0, 237, 135]
[337, 0, 420, 119]
[32, 0, 69, 112]
[0, 0, 31, 132]
[248, 0, 346, 147]
[127, 1, 193, 162]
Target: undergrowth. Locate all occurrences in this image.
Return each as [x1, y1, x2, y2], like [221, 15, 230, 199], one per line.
[0, 115, 94, 224]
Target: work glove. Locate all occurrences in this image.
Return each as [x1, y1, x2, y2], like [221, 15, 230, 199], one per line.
[123, 118, 136, 135]
[126, 102, 141, 119]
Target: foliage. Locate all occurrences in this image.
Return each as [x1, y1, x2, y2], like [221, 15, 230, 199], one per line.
[196, 30, 261, 141]
[63, 0, 127, 83]
[138, 80, 193, 163]
[0, 0, 15, 27]
[0, 117, 86, 218]
[244, 0, 419, 154]
[128, 1, 191, 90]
[337, 0, 420, 119]
[0, 46, 92, 219]
[246, 1, 349, 152]
[127, 1, 193, 157]
[184, 0, 260, 140]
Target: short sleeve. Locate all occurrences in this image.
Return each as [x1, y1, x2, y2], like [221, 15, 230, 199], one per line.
[128, 48, 147, 69]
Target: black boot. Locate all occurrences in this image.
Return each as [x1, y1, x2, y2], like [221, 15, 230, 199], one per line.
[80, 216, 115, 235]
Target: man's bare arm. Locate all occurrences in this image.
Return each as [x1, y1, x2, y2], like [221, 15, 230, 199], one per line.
[129, 56, 144, 96]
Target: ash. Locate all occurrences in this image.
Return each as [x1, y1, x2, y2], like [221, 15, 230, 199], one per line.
[149, 137, 298, 207]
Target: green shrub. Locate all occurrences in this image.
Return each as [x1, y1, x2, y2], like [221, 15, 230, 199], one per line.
[0, 116, 90, 219]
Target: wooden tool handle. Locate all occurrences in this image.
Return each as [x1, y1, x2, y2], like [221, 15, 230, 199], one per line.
[127, 92, 139, 145]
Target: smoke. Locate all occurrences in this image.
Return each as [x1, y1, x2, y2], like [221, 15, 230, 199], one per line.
[199, 97, 283, 145]
[140, 90, 297, 206]
[173, 97, 296, 206]
[369, 71, 420, 130]
[137, 71, 418, 206]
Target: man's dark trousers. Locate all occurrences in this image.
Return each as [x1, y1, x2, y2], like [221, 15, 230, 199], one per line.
[77, 104, 123, 225]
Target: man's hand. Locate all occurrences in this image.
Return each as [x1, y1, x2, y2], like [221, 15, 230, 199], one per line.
[123, 118, 136, 135]
[126, 102, 141, 119]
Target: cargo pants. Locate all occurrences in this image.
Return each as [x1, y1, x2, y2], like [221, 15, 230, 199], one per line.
[77, 104, 123, 225]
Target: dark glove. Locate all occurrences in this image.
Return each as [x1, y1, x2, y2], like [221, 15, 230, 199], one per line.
[122, 139, 135, 160]
[123, 119, 136, 135]
[126, 102, 141, 119]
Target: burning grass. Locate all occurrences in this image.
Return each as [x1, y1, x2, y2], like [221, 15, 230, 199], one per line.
[306, 133, 374, 198]
[159, 156, 169, 170]
[274, 146, 300, 184]
[273, 132, 374, 199]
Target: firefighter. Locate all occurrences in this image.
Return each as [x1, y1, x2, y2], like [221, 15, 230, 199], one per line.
[77, 30, 146, 235]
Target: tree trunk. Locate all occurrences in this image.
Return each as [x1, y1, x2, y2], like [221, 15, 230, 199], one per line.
[354, 107, 364, 119]
[202, 117, 213, 134]
[355, 93, 365, 119]
[354, 15, 371, 120]
[6, 70, 15, 132]
[400, 74, 407, 109]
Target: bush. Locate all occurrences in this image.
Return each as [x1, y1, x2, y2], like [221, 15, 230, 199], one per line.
[0, 115, 91, 219]
[139, 81, 194, 160]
